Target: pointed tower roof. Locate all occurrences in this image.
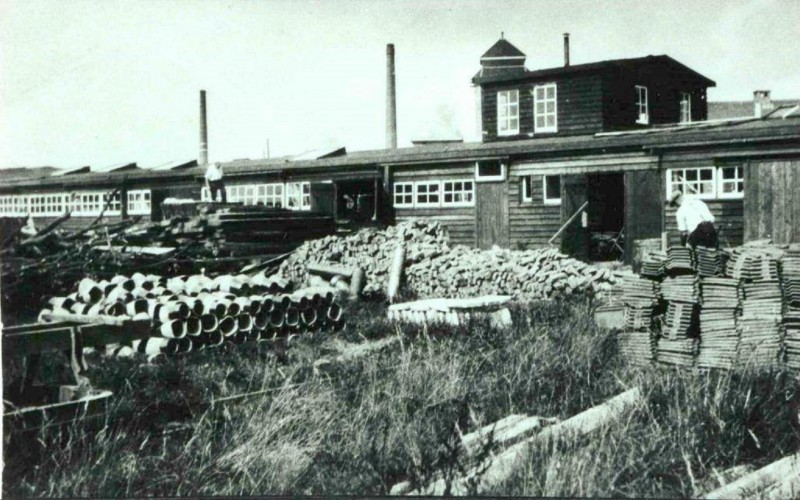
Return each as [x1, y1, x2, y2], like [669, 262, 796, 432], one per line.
[481, 38, 526, 60]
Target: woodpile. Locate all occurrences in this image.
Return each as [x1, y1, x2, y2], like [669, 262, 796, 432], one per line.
[36, 271, 345, 360]
[617, 242, 800, 371]
[280, 219, 617, 302]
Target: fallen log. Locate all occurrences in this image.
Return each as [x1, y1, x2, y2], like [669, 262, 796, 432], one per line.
[19, 210, 72, 247]
[704, 452, 800, 499]
[408, 387, 644, 496]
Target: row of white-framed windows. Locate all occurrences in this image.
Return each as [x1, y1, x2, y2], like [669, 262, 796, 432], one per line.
[636, 85, 649, 124]
[666, 166, 744, 200]
[127, 190, 152, 215]
[0, 190, 149, 217]
[497, 90, 520, 136]
[679, 92, 692, 124]
[534, 83, 557, 133]
[393, 180, 475, 208]
[200, 182, 311, 210]
[520, 175, 562, 205]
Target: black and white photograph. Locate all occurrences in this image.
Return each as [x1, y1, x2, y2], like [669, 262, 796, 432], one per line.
[1, 0, 799, 497]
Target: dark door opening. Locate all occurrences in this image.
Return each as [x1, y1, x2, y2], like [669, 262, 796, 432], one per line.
[587, 173, 625, 261]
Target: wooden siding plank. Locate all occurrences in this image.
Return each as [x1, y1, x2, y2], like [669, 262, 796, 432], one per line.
[743, 159, 758, 242]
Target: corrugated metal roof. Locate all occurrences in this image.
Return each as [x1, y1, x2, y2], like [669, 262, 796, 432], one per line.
[473, 54, 716, 87]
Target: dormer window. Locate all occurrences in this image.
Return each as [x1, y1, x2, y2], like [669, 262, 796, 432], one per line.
[533, 83, 557, 133]
[635, 85, 649, 124]
[497, 90, 519, 136]
[680, 92, 692, 123]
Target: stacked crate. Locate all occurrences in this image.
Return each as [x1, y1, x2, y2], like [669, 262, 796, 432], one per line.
[696, 277, 740, 369]
[658, 272, 700, 367]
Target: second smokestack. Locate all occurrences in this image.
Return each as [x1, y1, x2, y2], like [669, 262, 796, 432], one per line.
[563, 33, 570, 67]
[199, 90, 208, 166]
[386, 44, 397, 149]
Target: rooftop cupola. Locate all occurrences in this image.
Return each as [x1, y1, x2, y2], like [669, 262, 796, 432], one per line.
[477, 35, 527, 79]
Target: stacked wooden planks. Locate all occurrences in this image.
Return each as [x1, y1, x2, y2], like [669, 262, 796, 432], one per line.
[658, 273, 700, 367]
[640, 251, 666, 279]
[695, 246, 729, 277]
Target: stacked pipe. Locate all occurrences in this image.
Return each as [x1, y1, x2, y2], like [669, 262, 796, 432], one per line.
[38, 271, 345, 360]
[281, 219, 617, 302]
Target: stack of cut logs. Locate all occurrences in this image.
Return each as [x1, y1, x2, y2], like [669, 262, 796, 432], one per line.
[281, 219, 616, 301]
[618, 242, 800, 371]
[37, 271, 345, 359]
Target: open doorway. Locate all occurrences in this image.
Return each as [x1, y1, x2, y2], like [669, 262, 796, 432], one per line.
[587, 173, 625, 261]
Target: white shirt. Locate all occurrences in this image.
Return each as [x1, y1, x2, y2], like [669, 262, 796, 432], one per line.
[676, 198, 715, 233]
[205, 163, 223, 181]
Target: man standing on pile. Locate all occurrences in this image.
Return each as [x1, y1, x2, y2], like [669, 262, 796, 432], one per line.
[205, 161, 226, 203]
[668, 190, 717, 249]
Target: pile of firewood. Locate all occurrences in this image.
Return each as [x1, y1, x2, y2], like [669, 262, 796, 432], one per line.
[281, 219, 616, 301]
[37, 271, 345, 359]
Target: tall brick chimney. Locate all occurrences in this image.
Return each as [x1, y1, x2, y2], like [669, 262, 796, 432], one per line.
[386, 44, 397, 149]
[754, 90, 774, 118]
[199, 90, 209, 165]
[563, 33, 570, 67]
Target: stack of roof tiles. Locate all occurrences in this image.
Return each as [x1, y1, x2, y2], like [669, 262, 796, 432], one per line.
[658, 272, 700, 367]
[666, 247, 695, 274]
[731, 250, 784, 368]
[619, 275, 660, 364]
[640, 251, 667, 279]
[696, 277, 740, 369]
[619, 242, 800, 371]
[695, 246, 729, 277]
[781, 247, 800, 371]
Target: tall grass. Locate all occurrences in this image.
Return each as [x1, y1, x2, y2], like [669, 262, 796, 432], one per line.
[4, 297, 798, 497]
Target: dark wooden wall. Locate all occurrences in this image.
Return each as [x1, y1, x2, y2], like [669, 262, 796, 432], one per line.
[476, 182, 509, 249]
[625, 170, 664, 261]
[603, 66, 708, 131]
[744, 158, 800, 244]
[392, 164, 476, 247]
[481, 73, 605, 141]
[507, 166, 562, 249]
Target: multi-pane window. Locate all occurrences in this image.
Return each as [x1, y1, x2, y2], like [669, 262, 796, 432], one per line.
[718, 166, 744, 199]
[393, 183, 414, 208]
[442, 180, 474, 207]
[635, 85, 649, 124]
[475, 160, 506, 182]
[263, 184, 284, 207]
[285, 182, 311, 210]
[543, 175, 562, 205]
[415, 181, 440, 207]
[534, 83, 557, 133]
[392, 180, 474, 208]
[668, 167, 716, 200]
[521, 176, 533, 202]
[497, 90, 520, 136]
[679, 92, 692, 123]
[128, 190, 151, 215]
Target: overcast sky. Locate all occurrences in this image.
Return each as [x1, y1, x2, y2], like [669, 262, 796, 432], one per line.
[1, 0, 798, 169]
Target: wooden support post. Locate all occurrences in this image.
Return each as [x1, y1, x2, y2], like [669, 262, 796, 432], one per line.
[332, 182, 339, 222]
[372, 176, 380, 221]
